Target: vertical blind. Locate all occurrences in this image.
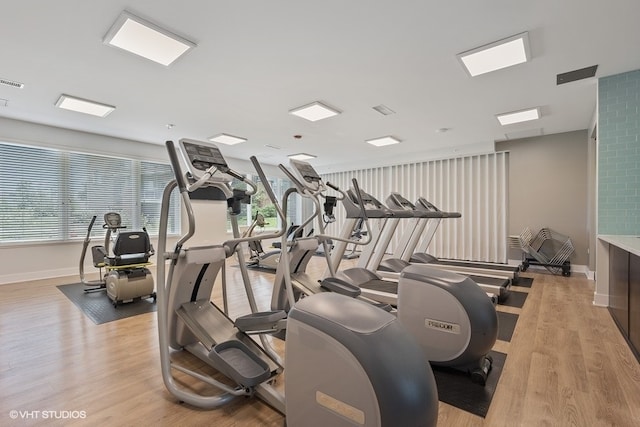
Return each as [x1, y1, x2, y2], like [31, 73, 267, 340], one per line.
[0, 141, 179, 243]
[321, 152, 509, 263]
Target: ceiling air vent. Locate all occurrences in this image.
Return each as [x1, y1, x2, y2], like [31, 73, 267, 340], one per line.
[0, 78, 25, 89]
[372, 104, 396, 116]
[557, 65, 598, 85]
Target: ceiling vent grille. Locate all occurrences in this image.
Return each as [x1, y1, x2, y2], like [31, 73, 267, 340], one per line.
[0, 78, 24, 89]
[557, 65, 598, 85]
[372, 104, 395, 115]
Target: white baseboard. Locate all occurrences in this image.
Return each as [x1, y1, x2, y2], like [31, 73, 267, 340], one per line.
[593, 292, 609, 307]
[584, 268, 595, 281]
[0, 267, 79, 286]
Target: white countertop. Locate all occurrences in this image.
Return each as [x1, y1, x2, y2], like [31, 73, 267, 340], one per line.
[599, 235, 640, 257]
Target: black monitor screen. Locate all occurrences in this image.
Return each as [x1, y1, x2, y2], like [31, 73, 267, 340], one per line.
[294, 161, 322, 183]
[182, 140, 228, 172]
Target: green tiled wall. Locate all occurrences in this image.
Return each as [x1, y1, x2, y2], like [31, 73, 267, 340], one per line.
[598, 69, 640, 235]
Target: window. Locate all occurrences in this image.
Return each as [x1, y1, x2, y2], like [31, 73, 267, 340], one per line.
[140, 160, 180, 235]
[0, 144, 63, 241]
[226, 176, 298, 233]
[0, 141, 180, 243]
[67, 152, 136, 239]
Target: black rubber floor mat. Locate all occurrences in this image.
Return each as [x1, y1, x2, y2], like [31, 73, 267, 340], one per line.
[515, 277, 533, 288]
[496, 311, 518, 342]
[432, 350, 506, 418]
[499, 290, 528, 308]
[57, 283, 156, 325]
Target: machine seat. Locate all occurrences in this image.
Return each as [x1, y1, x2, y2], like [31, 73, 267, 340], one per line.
[107, 231, 154, 266]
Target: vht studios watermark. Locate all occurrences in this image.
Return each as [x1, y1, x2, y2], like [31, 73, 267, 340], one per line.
[8, 410, 87, 420]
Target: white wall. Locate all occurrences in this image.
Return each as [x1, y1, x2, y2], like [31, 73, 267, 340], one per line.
[495, 130, 589, 267]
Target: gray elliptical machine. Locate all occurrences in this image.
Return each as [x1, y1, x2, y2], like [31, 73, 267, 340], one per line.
[155, 138, 439, 426]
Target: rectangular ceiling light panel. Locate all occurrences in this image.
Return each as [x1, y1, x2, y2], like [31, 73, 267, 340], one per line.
[458, 32, 530, 77]
[55, 94, 115, 117]
[208, 133, 247, 145]
[288, 153, 316, 160]
[289, 101, 341, 122]
[104, 11, 195, 66]
[496, 107, 539, 125]
[365, 136, 401, 147]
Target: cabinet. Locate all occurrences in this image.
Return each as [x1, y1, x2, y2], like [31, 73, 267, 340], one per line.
[609, 246, 629, 334]
[630, 253, 640, 353]
[608, 245, 640, 360]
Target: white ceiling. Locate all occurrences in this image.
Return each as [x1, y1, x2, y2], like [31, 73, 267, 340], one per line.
[1, 1, 639, 172]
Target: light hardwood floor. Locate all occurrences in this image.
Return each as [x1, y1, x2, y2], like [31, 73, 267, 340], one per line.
[1, 258, 640, 426]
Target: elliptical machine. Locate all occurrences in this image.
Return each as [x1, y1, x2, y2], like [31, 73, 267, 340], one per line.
[155, 138, 439, 426]
[246, 218, 304, 271]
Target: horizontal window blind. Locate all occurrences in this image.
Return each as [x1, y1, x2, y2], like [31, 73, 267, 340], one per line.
[68, 152, 136, 239]
[0, 144, 63, 242]
[141, 161, 179, 235]
[0, 141, 180, 243]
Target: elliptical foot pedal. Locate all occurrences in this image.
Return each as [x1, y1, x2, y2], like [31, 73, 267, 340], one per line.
[372, 302, 393, 312]
[235, 310, 287, 333]
[320, 277, 361, 298]
[208, 340, 271, 388]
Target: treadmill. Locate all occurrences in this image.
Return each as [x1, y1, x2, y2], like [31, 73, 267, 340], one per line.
[367, 193, 512, 302]
[408, 197, 520, 282]
[321, 185, 498, 306]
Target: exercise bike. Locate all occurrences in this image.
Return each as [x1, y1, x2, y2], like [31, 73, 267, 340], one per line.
[79, 212, 156, 307]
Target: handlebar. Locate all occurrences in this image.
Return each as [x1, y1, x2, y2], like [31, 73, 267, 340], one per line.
[278, 164, 306, 193]
[83, 215, 98, 243]
[88, 215, 97, 230]
[219, 166, 258, 196]
[102, 223, 126, 229]
[350, 178, 369, 222]
[222, 157, 288, 252]
[166, 140, 188, 193]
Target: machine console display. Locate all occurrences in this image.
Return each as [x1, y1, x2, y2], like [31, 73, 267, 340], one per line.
[290, 159, 322, 189]
[350, 189, 381, 208]
[179, 138, 228, 179]
[104, 212, 122, 228]
[390, 193, 416, 209]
